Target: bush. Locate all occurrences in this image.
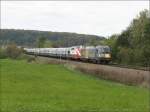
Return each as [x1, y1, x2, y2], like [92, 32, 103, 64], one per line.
[0, 47, 7, 59]
[5, 44, 22, 59]
[27, 57, 36, 63]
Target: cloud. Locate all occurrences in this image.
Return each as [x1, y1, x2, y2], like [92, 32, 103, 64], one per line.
[1, 1, 149, 37]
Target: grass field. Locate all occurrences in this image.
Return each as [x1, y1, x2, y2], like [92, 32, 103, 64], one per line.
[0, 59, 149, 112]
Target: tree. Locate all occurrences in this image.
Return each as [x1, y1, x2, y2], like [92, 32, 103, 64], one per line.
[37, 37, 46, 48]
[44, 40, 53, 48]
[106, 9, 150, 66]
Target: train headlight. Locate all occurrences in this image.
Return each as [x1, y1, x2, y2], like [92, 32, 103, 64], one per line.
[105, 54, 111, 58]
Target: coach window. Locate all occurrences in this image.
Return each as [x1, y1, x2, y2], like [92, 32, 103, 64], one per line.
[68, 51, 70, 54]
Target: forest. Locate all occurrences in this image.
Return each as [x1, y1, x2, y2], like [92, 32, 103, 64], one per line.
[0, 9, 149, 66]
[0, 29, 104, 47]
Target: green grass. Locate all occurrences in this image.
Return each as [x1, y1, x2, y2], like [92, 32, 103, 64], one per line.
[0, 59, 149, 112]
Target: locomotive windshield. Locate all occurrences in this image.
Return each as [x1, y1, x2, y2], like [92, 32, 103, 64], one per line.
[97, 46, 111, 54]
[103, 47, 110, 53]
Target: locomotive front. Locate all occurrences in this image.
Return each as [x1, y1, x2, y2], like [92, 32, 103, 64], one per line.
[96, 46, 111, 63]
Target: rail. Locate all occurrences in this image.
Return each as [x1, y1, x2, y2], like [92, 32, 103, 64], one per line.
[26, 54, 150, 72]
[108, 63, 150, 71]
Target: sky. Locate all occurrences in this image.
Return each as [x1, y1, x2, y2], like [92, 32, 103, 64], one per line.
[1, 1, 149, 37]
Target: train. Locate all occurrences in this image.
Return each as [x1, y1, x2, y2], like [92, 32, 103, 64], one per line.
[24, 45, 111, 64]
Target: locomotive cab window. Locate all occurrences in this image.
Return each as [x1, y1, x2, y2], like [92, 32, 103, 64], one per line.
[103, 47, 110, 53]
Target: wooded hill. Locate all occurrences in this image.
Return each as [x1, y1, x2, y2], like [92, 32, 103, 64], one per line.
[0, 29, 104, 47]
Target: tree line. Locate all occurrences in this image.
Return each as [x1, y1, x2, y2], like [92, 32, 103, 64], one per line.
[0, 29, 104, 47]
[103, 9, 150, 66]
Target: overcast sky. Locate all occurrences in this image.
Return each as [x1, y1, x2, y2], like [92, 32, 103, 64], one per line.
[1, 1, 149, 37]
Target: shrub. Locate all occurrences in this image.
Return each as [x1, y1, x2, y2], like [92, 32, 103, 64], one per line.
[5, 44, 22, 59]
[27, 57, 36, 63]
[0, 47, 7, 59]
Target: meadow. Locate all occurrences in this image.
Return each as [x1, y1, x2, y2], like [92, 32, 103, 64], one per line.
[0, 59, 149, 112]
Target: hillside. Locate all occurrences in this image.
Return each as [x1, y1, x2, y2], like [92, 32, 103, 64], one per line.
[0, 29, 105, 47]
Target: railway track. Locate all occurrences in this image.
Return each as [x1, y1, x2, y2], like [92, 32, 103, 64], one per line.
[27, 54, 150, 72]
[108, 63, 150, 71]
